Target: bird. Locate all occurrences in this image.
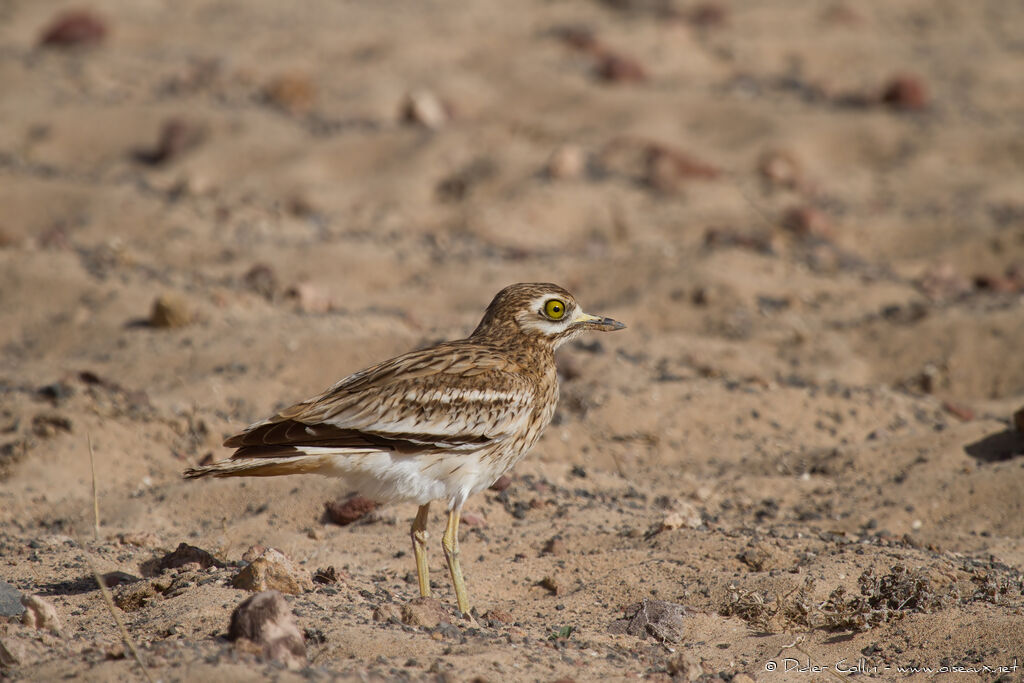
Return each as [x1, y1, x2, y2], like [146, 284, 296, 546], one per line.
[184, 283, 625, 616]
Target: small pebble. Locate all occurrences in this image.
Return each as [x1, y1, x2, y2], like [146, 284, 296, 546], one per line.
[39, 10, 107, 47]
[401, 597, 449, 628]
[324, 496, 377, 526]
[401, 89, 449, 129]
[286, 282, 334, 314]
[21, 595, 63, 635]
[539, 575, 563, 596]
[542, 537, 566, 556]
[229, 591, 306, 669]
[689, 3, 728, 28]
[231, 548, 313, 595]
[241, 264, 278, 301]
[263, 73, 316, 114]
[489, 475, 512, 492]
[646, 144, 719, 192]
[149, 293, 192, 329]
[781, 205, 833, 239]
[547, 145, 585, 180]
[134, 118, 206, 165]
[1012, 406, 1024, 433]
[758, 149, 803, 190]
[660, 502, 702, 531]
[881, 75, 929, 111]
[595, 53, 647, 83]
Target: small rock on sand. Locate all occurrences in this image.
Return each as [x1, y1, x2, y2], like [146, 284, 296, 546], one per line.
[232, 548, 313, 595]
[547, 145, 585, 180]
[400, 597, 449, 628]
[372, 603, 402, 623]
[401, 89, 449, 129]
[608, 599, 689, 643]
[150, 542, 224, 574]
[20, 595, 63, 636]
[229, 590, 306, 669]
[666, 650, 705, 681]
[539, 575, 564, 596]
[39, 10, 107, 47]
[324, 496, 378, 526]
[149, 293, 192, 328]
[661, 501, 703, 531]
[0, 581, 24, 618]
[0, 636, 44, 668]
[116, 531, 162, 548]
[112, 581, 158, 612]
[1013, 406, 1024, 433]
[489, 475, 512, 492]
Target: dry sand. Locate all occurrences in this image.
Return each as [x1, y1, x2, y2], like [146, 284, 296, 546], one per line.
[2, 0, 1024, 680]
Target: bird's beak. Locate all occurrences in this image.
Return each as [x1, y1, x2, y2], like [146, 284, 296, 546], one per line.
[574, 311, 626, 331]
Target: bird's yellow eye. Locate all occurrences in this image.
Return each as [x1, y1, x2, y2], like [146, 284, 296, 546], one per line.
[544, 299, 566, 320]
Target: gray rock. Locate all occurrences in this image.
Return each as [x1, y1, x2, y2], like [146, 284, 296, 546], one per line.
[608, 598, 690, 643]
[0, 581, 24, 618]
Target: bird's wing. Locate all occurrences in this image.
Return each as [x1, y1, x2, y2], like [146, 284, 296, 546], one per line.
[223, 342, 536, 456]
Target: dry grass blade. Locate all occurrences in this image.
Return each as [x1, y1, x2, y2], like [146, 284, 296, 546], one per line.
[83, 435, 151, 682]
[88, 433, 100, 541]
[89, 558, 154, 683]
[608, 448, 630, 481]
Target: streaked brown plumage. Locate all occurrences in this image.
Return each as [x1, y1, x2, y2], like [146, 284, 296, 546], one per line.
[184, 283, 625, 615]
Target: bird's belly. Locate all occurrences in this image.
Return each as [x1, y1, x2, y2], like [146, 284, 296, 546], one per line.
[321, 449, 507, 508]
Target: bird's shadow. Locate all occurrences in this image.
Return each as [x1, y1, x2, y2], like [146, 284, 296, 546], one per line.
[964, 429, 1024, 464]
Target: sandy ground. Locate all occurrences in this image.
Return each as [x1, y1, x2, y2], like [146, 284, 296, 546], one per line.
[2, 0, 1024, 680]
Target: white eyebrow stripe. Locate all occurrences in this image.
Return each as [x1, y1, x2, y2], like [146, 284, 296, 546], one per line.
[518, 318, 566, 336]
[528, 294, 571, 314]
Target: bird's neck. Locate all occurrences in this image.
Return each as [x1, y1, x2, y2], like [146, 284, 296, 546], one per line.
[471, 332, 556, 376]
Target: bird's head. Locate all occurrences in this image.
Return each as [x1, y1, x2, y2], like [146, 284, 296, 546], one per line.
[471, 283, 625, 349]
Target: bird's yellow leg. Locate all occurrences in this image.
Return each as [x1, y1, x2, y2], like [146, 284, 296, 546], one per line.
[410, 503, 431, 598]
[441, 507, 471, 616]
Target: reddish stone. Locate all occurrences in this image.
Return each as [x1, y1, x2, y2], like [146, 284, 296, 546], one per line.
[556, 25, 602, 53]
[690, 3, 728, 28]
[324, 496, 377, 526]
[882, 75, 929, 111]
[135, 118, 206, 165]
[489, 475, 512, 492]
[647, 144, 719, 191]
[782, 205, 833, 239]
[941, 401, 975, 422]
[40, 10, 107, 47]
[596, 53, 647, 83]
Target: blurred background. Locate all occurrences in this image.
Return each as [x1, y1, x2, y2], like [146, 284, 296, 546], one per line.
[1, 0, 1024, 678]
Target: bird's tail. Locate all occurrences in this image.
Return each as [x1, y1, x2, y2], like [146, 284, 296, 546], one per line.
[183, 453, 332, 479]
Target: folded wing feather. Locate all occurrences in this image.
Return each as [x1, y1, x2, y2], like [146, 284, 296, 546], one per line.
[223, 342, 535, 458]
